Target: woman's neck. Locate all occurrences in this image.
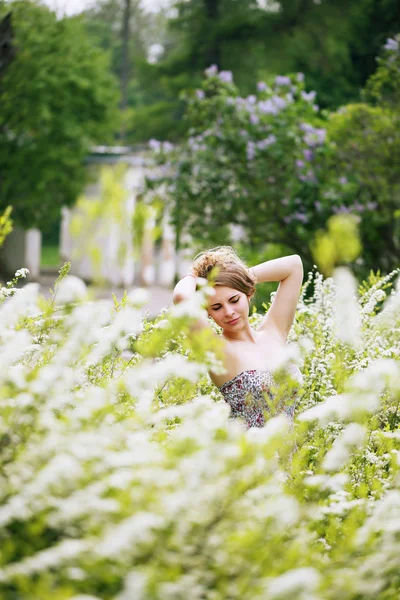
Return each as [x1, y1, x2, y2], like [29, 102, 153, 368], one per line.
[223, 322, 257, 343]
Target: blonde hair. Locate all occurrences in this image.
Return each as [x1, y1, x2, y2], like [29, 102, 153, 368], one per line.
[192, 246, 256, 298]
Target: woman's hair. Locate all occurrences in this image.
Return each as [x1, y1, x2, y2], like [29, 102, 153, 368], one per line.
[192, 246, 256, 298]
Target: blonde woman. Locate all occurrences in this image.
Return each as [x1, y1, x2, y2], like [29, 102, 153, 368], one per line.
[173, 247, 303, 428]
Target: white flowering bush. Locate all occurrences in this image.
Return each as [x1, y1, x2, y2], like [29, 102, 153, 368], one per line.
[1, 264, 400, 599]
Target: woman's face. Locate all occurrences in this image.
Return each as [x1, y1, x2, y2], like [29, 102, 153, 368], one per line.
[207, 285, 250, 331]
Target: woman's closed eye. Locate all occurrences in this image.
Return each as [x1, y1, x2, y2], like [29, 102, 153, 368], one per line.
[212, 297, 239, 311]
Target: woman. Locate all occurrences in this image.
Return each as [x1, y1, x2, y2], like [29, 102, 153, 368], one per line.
[173, 247, 303, 428]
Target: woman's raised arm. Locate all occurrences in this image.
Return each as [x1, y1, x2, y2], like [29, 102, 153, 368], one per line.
[251, 254, 303, 340]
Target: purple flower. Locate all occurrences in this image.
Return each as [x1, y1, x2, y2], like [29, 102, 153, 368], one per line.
[282, 197, 289, 206]
[257, 135, 277, 150]
[258, 100, 279, 115]
[257, 81, 268, 92]
[149, 138, 161, 152]
[339, 176, 348, 185]
[219, 70, 233, 83]
[314, 201, 322, 211]
[246, 95, 257, 105]
[301, 90, 317, 102]
[250, 114, 260, 125]
[304, 128, 326, 147]
[312, 104, 319, 112]
[162, 141, 174, 152]
[272, 95, 287, 110]
[196, 89, 205, 100]
[294, 212, 308, 223]
[205, 64, 218, 77]
[334, 205, 351, 214]
[296, 159, 305, 168]
[300, 123, 314, 133]
[296, 72, 305, 82]
[284, 215, 293, 224]
[303, 149, 314, 161]
[352, 201, 364, 212]
[366, 202, 378, 210]
[246, 142, 256, 161]
[239, 129, 248, 137]
[275, 75, 291, 86]
[384, 38, 399, 52]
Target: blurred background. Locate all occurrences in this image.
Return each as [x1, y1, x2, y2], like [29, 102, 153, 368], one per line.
[0, 0, 399, 312]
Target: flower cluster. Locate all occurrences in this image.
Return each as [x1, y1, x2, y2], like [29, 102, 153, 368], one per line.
[0, 263, 400, 598]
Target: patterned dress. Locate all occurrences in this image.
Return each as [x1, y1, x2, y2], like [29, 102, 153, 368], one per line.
[218, 365, 302, 428]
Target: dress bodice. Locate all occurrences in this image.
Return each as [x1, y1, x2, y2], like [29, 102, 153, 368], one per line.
[218, 365, 302, 428]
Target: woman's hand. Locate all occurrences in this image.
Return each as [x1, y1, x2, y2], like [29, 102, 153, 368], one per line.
[172, 273, 197, 305]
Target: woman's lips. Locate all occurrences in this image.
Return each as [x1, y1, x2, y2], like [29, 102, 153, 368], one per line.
[227, 317, 240, 325]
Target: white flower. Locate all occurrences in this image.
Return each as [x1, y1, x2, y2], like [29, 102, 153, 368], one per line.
[323, 424, 366, 471]
[333, 267, 360, 345]
[264, 567, 321, 598]
[54, 276, 87, 305]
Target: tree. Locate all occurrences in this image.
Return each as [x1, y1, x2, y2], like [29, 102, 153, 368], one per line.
[0, 1, 120, 231]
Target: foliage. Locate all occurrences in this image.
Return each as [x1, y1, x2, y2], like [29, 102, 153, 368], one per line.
[0, 207, 12, 249]
[0, 262, 400, 598]
[70, 165, 130, 283]
[145, 34, 400, 276]
[0, 0, 120, 231]
[312, 215, 362, 277]
[82, 0, 400, 143]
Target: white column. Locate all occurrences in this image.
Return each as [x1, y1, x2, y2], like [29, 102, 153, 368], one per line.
[25, 229, 42, 280]
[158, 208, 176, 286]
[140, 207, 156, 286]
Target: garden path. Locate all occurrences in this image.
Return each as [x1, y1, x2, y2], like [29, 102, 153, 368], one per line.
[37, 272, 172, 318]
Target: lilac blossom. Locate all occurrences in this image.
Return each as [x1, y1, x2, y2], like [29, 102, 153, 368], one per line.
[313, 104, 319, 112]
[205, 64, 218, 77]
[352, 201, 364, 212]
[314, 201, 322, 211]
[296, 159, 305, 168]
[272, 95, 287, 110]
[239, 129, 248, 137]
[300, 123, 314, 133]
[258, 100, 279, 115]
[257, 135, 277, 150]
[250, 114, 260, 126]
[163, 141, 174, 153]
[246, 142, 256, 161]
[294, 212, 308, 223]
[275, 75, 291, 86]
[334, 205, 351, 214]
[149, 139, 161, 152]
[257, 81, 268, 92]
[303, 149, 314, 161]
[286, 93, 294, 103]
[366, 202, 378, 210]
[246, 95, 257, 105]
[339, 176, 348, 185]
[304, 128, 326, 147]
[196, 89, 205, 100]
[296, 72, 305, 82]
[219, 70, 233, 84]
[384, 38, 399, 52]
[301, 90, 317, 102]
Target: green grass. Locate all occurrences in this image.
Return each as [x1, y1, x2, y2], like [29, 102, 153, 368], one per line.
[41, 245, 60, 268]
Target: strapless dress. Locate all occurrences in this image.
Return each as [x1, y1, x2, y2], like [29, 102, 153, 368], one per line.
[218, 365, 302, 428]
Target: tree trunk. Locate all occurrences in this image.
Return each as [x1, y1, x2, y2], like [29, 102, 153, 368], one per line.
[120, 0, 132, 139]
[203, 0, 221, 68]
